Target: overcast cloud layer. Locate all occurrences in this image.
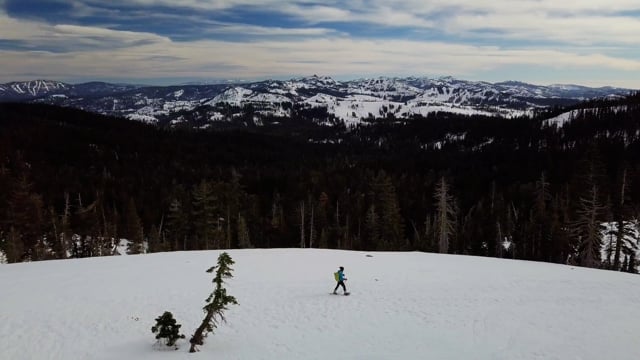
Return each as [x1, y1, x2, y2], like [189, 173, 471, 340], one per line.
[1, 0, 639, 87]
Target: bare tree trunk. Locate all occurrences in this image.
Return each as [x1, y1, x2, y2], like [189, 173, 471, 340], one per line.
[345, 214, 350, 249]
[189, 311, 215, 352]
[227, 206, 231, 249]
[435, 177, 454, 254]
[300, 201, 305, 248]
[613, 168, 627, 269]
[309, 205, 314, 248]
[497, 221, 503, 258]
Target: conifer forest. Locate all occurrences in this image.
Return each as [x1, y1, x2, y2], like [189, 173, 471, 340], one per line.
[1, 94, 640, 272]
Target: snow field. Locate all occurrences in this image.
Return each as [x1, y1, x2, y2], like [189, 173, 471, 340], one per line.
[1, 249, 639, 360]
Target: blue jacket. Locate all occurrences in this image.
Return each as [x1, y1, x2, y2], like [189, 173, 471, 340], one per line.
[337, 270, 345, 281]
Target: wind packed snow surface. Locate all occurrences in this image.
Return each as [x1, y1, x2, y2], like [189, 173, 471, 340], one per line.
[1, 249, 639, 360]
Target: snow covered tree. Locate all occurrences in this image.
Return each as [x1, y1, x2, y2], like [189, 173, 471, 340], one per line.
[189, 252, 238, 353]
[151, 311, 185, 349]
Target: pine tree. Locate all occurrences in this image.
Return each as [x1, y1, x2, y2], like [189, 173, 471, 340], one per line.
[236, 213, 251, 248]
[166, 197, 188, 251]
[151, 311, 185, 349]
[189, 252, 239, 353]
[192, 181, 217, 250]
[627, 252, 637, 273]
[147, 224, 161, 253]
[4, 226, 24, 263]
[371, 171, 404, 250]
[124, 198, 144, 254]
[364, 203, 379, 250]
[57, 192, 72, 258]
[531, 172, 552, 260]
[8, 175, 46, 260]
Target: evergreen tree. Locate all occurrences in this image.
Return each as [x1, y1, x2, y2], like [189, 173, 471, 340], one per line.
[236, 213, 251, 248]
[627, 252, 637, 273]
[191, 181, 217, 250]
[56, 192, 72, 259]
[531, 172, 553, 260]
[371, 171, 404, 250]
[124, 198, 144, 254]
[189, 252, 239, 353]
[147, 224, 161, 253]
[8, 175, 46, 260]
[363, 203, 379, 250]
[151, 311, 185, 349]
[3, 226, 23, 263]
[166, 197, 188, 251]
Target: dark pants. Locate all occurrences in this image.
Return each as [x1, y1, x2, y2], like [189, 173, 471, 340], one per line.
[334, 281, 346, 293]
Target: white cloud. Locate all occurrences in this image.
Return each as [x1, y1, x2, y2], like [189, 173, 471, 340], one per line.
[2, 36, 639, 86]
[2, 0, 640, 87]
[0, 12, 169, 50]
[444, 12, 640, 45]
[202, 22, 338, 36]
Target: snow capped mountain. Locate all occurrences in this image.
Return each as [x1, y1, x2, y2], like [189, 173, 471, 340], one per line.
[2, 80, 69, 98]
[0, 76, 633, 127]
[205, 87, 291, 106]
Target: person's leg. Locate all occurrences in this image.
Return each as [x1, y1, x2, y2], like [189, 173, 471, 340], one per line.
[334, 282, 340, 293]
[340, 281, 347, 293]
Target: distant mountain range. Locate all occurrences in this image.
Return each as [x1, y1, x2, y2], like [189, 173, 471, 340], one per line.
[0, 76, 633, 127]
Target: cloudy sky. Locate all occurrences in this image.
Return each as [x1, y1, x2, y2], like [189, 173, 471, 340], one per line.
[1, 0, 640, 87]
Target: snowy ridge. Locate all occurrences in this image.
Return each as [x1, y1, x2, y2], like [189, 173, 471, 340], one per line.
[544, 106, 630, 127]
[1, 249, 639, 360]
[7, 80, 68, 97]
[2, 75, 633, 126]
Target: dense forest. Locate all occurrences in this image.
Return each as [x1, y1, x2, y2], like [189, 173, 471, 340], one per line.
[1, 95, 640, 272]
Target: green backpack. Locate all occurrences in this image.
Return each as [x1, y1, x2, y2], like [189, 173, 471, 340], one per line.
[334, 271, 339, 281]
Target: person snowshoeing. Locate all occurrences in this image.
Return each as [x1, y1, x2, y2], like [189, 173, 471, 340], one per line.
[333, 266, 347, 294]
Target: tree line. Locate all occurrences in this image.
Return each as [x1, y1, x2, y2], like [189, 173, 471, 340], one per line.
[1, 95, 639, 271]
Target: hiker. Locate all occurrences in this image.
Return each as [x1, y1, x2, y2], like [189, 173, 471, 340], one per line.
[333, 266, 347, 294]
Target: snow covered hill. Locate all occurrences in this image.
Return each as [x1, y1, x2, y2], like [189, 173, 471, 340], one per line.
[0, 76, 633, 127]
[0, 80, 69, 99]
[1, 249, 639, 360]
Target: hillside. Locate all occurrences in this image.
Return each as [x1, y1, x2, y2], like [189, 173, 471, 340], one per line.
[1, 249, 639, 360]
[2, 100, 640, 270]
[0, 76, 633, 127]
